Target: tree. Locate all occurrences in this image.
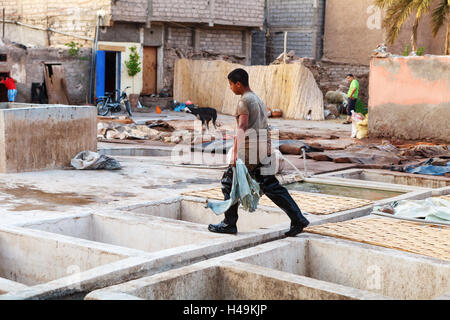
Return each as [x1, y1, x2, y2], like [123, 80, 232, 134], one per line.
[375, 0, 450, 55]
[431, 0, 450, 54]
[124, 46, 142, 91]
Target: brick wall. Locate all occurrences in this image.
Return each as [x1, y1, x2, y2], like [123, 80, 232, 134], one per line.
[111, 0, 148, 23]
[268, 0, 316, 26]
[163, 26, 247, 94]
[166, 27, 193, 48]
[199, 29, 243, 56]
[251, 30, 266, 65]
[251, 0, 326, 64]
[151, 0, 264, 27]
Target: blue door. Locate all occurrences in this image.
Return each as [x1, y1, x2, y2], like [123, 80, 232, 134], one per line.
[96, 50, 106, 101]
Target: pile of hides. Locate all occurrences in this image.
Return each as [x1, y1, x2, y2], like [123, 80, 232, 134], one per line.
[174, 59, 324, 120]
[398, 144, 450, 158]
[97, 121, 174, 141]
[307, 143, 404, 165]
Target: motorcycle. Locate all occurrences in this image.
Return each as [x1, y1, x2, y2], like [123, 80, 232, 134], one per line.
[97, 86, 132, 117]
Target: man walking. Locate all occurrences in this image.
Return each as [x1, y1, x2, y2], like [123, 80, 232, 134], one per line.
[208, 68, 310, 237]
[343, 74, 359, 124]
[1, 76, 17, 102]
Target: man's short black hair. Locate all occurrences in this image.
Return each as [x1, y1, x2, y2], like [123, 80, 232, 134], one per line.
[228, 68, 249, 87]
[346, 74, 354, 78]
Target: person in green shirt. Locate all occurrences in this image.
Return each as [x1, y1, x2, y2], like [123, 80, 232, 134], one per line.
[343, 74, 359, 124]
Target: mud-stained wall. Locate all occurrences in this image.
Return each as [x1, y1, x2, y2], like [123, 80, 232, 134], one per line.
[368, 56, 450, 142]
[0, 105, 97, 173]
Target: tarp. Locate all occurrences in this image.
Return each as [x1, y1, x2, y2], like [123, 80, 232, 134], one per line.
[404, 159, 450, 176]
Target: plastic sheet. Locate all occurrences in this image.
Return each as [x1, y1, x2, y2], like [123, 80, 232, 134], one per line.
[71, 151, 121, 170]
[404, 159, 450, 176]
[393, 198, 450, 223]
[373, 198, 450, 223]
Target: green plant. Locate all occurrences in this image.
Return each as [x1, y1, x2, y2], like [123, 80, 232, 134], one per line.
[355, 99, 368, 116]
[416, 46, 425, 56]
[124, 46, 142, 77]
[65, 41, 82, 57]
[402, 44, 411, 56]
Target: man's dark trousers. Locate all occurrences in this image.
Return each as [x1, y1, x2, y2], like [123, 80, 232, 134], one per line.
[220, 164, 309, 227]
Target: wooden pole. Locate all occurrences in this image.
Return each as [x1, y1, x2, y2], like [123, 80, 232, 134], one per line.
[283, 31, 287, 64]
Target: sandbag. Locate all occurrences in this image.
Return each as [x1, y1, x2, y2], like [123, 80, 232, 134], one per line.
[356, 115, 369, 139]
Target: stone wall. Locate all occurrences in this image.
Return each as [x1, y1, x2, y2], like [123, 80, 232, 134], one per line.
[303, 59, 370, 104]
[1, 0, 111, 47]
[368, 56, 450, 143]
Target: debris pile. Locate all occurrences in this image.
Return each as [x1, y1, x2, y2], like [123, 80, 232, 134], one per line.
[371, 44, 392, 59]
[97, 122, 174, 141]
[270, 50, 304, 65]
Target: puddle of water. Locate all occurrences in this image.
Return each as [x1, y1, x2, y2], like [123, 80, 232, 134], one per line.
[285, 182, 403, 201]
[0, 185, 97, 211]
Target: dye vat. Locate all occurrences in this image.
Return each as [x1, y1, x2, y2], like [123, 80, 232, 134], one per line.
[235, 236, 450, 299]
[21, 213, 225, 253]
[86, 235, 450, 300]
[123, 199, 291, 233]
[86, 263, 385, 300]
[285, 182, 404, 201]
[321, 169, 450, 189]
[0, 226, 128, 287]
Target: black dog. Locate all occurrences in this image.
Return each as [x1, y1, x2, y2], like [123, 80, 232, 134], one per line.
[184, 106, 218, 130]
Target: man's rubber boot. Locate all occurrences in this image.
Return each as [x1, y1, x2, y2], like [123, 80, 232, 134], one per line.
[208, 221, 238, 235]
[285, 221, 309, 237]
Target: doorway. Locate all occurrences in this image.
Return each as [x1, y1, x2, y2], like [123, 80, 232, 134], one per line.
[96, 50, 121, 100]
[0, 72, 9, 102]
[142, 46, 157, 95]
